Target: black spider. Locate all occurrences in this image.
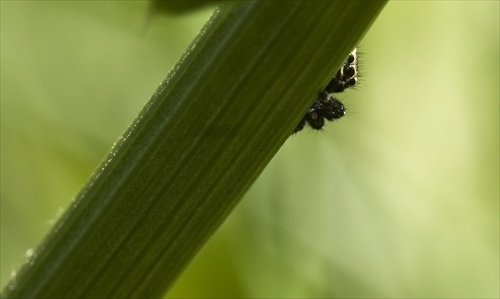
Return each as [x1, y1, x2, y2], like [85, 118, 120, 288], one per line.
[293, 49, 358, 133]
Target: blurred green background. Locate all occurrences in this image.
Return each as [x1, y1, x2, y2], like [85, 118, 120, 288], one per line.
[1, 1, 498, 298]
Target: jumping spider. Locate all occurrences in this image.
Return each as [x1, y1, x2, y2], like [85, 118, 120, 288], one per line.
[294, 49, 358, 133]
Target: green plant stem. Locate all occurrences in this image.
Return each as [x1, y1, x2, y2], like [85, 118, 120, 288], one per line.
[1, 1, 386, 298]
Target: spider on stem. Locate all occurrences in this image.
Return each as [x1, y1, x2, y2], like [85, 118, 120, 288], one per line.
[294, 48, 358, 133]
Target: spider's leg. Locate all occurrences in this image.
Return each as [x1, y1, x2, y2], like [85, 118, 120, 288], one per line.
[325, 48, 358, 94]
